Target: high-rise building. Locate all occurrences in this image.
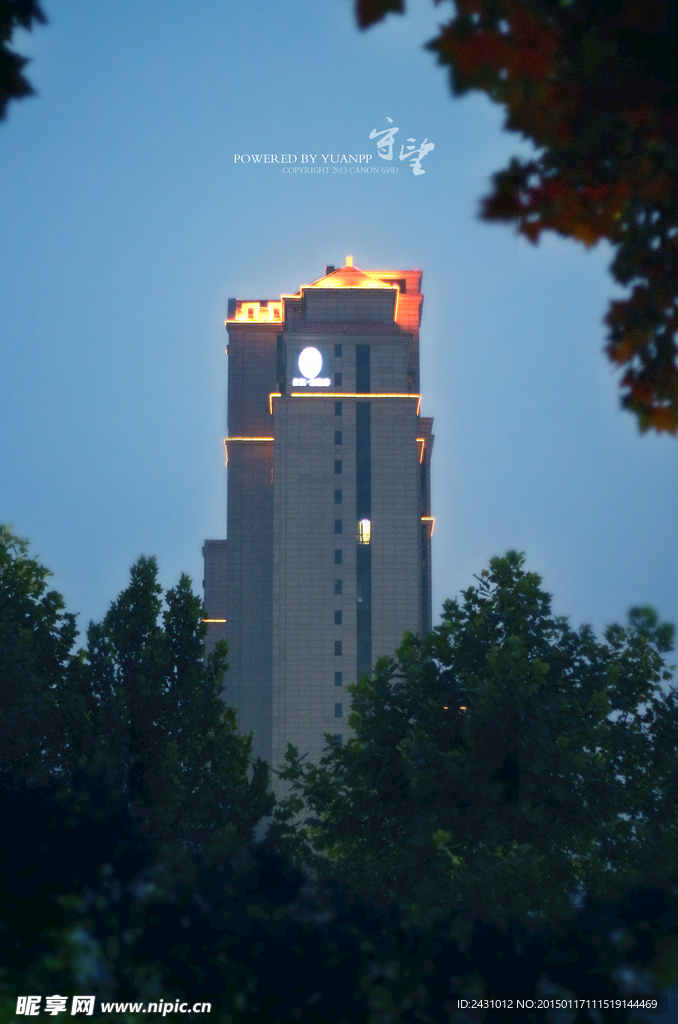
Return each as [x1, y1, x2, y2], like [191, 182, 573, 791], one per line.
[203, 258, 434, 773]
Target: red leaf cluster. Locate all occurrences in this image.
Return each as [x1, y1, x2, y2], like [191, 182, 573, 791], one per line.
[359, 0, 678, 432]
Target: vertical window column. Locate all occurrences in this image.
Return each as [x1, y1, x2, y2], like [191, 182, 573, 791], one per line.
[420, 458, 430, 634]
[356, 344, 371, 394]
[356, 398, 371, 679]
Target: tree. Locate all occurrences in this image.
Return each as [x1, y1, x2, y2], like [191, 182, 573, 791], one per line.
[357, 0, 678, 434]
[0, 0, 45, 119]
[3, 783, 677, 1024]
[273, 552, 678, 925]
[0, 525, 80, 788]
[0, 527, 273, 856]
[76, 556, 274, 854]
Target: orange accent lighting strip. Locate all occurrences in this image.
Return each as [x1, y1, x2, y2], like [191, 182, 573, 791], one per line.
[223, 436, 274, 467]
[421, 516, 435, 536]
[416, 437, 425, 463]
[202, 618, 227, 623]
[270, 392, 421, 414]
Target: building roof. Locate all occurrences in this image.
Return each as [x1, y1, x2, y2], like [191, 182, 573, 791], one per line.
[308, 264, 396, 290]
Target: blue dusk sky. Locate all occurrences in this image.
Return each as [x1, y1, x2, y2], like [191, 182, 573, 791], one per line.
[1, 0, 677, 647]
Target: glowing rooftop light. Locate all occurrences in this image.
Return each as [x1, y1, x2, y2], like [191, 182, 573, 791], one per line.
[230, 301, 282, 323]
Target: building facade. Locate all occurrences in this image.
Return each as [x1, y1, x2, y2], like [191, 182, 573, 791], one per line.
[203, 259, 434, 772]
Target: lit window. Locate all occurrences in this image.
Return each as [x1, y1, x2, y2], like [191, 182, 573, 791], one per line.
[334, 641, 342, 656]
[357, 518, 371, 544]
[334, 579, 342, 594]
[334, 671, 342, 686]
[335, 401, 342, 416]
[335, 460, 342, 474]
[334, 703, 343, 718]
[335, 430, 342, 445]
[334, 489, 342, 504]
[334, 550, 342, 565]
[334, 519, 342, 534]
[334, 610, 342, 625]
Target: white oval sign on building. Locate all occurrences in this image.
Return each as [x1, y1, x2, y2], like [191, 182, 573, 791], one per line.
[292, 346, 331, 387]
[298, 347, 323, 379]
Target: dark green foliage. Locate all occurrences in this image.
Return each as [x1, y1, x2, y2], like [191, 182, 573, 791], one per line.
[79, 557, 273, 853]
[0, 527, 273, 857]
[0, 0, 45, 119]
[0, 525, 80, 788]
[0, 785, 156, 998]
[274, 553, 678, 925]
[0, 784, 368, 1023]
[1, 785, 676, 1023]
